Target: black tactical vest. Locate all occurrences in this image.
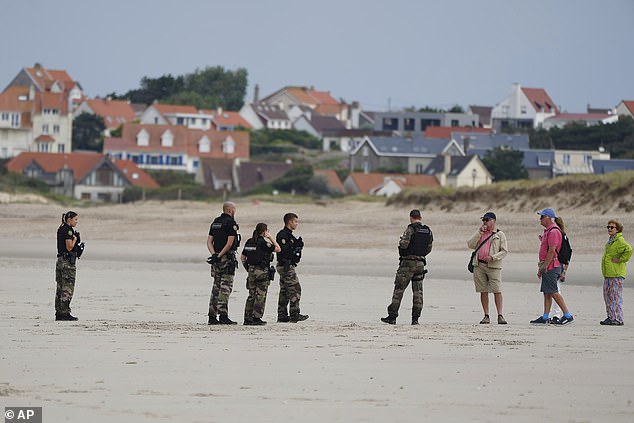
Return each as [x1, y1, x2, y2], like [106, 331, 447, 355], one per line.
[400, 223, 433, 257]
[210, 214, 240, 252]
[243, 237, 272, 267]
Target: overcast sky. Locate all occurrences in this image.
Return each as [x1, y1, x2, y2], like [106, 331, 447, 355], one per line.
[2, 0, 633, 112]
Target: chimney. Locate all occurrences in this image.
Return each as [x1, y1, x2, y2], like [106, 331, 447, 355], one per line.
[253, 84, 260, 104]
[444, 154, 452, 175]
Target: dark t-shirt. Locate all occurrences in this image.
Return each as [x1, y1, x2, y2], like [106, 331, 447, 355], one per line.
[57, 223, 74, 255]
[209, 213, 239, 252]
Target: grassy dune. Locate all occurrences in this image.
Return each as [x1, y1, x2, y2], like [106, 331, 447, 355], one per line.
[387, 171, 634, 214]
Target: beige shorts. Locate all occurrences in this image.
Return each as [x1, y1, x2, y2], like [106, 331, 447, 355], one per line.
[473, 262, 502, 293]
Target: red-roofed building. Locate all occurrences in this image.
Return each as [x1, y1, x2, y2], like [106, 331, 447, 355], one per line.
[343, 172, 439, 196]
[103, 123, 249, 174]
[491, 83, 559, 130]
[73, 99, 137, 134]
[4, 62, 84, 105]
[6, 152, 158, 201]
[616, 100, 634, 119]
[0, 83, 72, 158]
[314, 169, 346, 194]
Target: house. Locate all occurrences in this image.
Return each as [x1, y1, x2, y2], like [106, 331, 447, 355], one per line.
[0, 85, 72, 158]
[343, 172, 439, 196]
[6, 152, 158, 201]
[491, 83, 559, 130]
[239, 103, 292, 130]
[259, 86, 361, 128]
[423, 155, 493, 187]
[205, 109, 252, 131]
[195, 158, 292, 193]
[73, 98, 137, 135]
[468, 105, 493, 128]
[139, 103, 209, 129]
[615, 100, 634, 119]
[349, 135, 464, 174]
[292, 112, 346, 151]
[103, 123, 249, 174]
[4, 62, 84, 107]
[373, 111, 479, 136]
[521, 148, 611, 179]
[593, 159, 634, 174]
[542, 113, 618, 130]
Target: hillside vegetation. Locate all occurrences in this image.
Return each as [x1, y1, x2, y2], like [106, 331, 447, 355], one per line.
[387, 171, 634, 215]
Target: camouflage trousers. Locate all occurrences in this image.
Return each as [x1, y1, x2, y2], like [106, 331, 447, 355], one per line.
[209, 255, 236, 317]
[55, 257, 76, 315]
[276, 264, 302, 318]
[244, 266, 271, 321]
[387, 259, 425, 318]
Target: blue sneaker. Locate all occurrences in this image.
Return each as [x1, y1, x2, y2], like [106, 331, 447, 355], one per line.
[554, 315, 574, 325]
[530, 316, 549, 324]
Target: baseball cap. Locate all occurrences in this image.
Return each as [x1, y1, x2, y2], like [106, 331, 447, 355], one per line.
[537, 208, 556, 218]
[481, 212, 496, 220]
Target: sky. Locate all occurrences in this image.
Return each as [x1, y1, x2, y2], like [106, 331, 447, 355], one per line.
[2, 0, 633, 113]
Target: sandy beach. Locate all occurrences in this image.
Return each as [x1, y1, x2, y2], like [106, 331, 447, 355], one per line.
[1, 199, 633, 422]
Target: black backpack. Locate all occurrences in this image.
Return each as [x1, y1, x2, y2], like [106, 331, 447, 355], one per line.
[551, 227, 573, 264]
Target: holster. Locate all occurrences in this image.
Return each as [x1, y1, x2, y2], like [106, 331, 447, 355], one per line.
[268, 266, 276, 281]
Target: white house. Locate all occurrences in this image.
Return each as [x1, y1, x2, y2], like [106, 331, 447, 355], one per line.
[491, 83, 559, 130]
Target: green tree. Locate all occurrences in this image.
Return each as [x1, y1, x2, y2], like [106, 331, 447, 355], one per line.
[448, 104, 464, 113]
[72, 113, 106, 151]
[481, 148, 528, 181]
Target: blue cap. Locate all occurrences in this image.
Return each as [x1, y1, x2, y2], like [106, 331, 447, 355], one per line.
[482, 212, 496, 220]
[537, 208, 556, 218]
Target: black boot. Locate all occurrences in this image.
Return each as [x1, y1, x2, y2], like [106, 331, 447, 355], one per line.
[411, 317, 419, 325]
[381, 315, 397, 325]
[277, 315, 291, 323]
[289, 314, 309, 322]
[208, 315, 219, 325]
[245, 318, 266, 326]
[219, 314, 237, 325]
[56, 313, 78, 321]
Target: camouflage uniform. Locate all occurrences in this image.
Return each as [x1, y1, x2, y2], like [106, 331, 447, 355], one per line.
[209, 254, 237, 316]
[386, 222, 433, 320]
[55, 256, 76, 315]
[276, 264, 302, 318]
[244, 266, 271, 320]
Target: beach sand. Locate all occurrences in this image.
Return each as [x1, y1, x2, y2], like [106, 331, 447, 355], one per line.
[1, 200, 633, 422]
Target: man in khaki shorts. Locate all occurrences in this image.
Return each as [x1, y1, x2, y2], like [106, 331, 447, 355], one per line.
[467, 212, 508, 324]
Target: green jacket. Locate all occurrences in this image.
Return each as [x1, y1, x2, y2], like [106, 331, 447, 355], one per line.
[601, 233, 633, 278]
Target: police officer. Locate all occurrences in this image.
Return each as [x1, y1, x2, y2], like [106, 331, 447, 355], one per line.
[276, 213, 308, 323]
[381, 209, 433, 325]
[55, 211, 85, 321]
[241, 223, 281, 326]
[207, 201, 240, 325]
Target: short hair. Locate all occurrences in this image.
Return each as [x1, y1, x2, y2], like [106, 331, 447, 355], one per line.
[222, 201, 236, 213]
[283, 212, 298, 225]
[608, 219, 624, 233]
[409, 209, 421, 219]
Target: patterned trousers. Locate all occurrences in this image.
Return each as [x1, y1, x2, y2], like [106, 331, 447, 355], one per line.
[244, 266, 271, 320]
[276, 265, 302, 318]
[209, 255, 235, 317]
[387, 259, 425, 318]
[55, 257, 76, 315]
[603, 277, 624, 323]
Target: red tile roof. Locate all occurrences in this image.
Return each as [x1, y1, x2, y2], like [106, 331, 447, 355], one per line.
[7, 152, 159, 188]
[314, 169, 346, 193]
[348, 172, 439, 194]
[425, 126, 492, 139]
[83, 99, 137, 128]
[0, 86, 33, 112]
[104, 124, 250, 160]
[210, 110, 252, 129]
[112, 159, 160, 189]
[24, 65, 78, 94]
[34, 135, 55, 142]
[154, 103, 199, 115]
[622, 101, 634, 115]
[521, 87, 559, 114]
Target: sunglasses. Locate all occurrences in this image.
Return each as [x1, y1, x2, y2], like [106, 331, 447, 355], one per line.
[607, 225, 617, 230]
[482, 218, 491, 222]
[539, 215, 548, 220]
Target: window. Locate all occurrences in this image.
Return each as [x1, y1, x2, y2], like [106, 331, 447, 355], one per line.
[451, 120, 459, 127]
[42, 124, 49, 134]
[58, 144, 65, 153]
[198, 136, 211, 153]
[38, 142, 49, 152]
[53, 125, 60, 134]
[190, 118, 197, 125]
[415, 164, 424, 174]
[521, 105, 527, 114]
[136, 129, 149, 146]
[382, 118, 398, 131]
[563, 154, 571, 165]
[176, 117, 184, 125]
[161, 130, 173, 147]
[403, 118, 415, 131]
[11, 113, 20, 127]
[584, 154, 592, 165]
[362, 146, 369, 157]
[222, 138, 235, 154]
[96, 166, 114, 185]
[1, 112, 8, 121]
[420, 119, 440, 130]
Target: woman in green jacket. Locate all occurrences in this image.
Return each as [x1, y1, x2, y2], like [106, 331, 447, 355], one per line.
[601, 219, 633, 326]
